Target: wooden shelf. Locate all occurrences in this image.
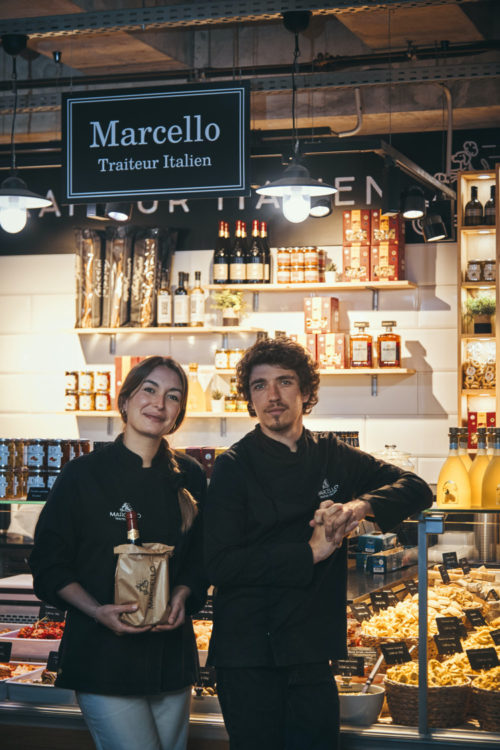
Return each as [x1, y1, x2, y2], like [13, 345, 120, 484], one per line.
[462, 389, 496, 396]
[207, 281, 416, 292]
[74, 326, 264, 335]
[66, 410, 253, 419]
[318, 367, 415, 376]
[459, 226, 496, 235]
[462, 282, 496, 290]
[460, 333, 496, 340]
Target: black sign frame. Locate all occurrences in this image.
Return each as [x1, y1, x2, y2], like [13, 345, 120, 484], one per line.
[63, 81, 250, 203]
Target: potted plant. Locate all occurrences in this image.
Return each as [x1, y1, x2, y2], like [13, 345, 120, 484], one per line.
[210, 388, 225, 413]
[464, 294, 496, 334]
[212, 289, 246, 326]
[324, 260, 337, 285]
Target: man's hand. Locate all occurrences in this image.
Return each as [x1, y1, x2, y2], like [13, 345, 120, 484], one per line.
[152, 585, 191, 632]
[308, 518, 339, 563]
[94, 603, 152, 636]
[310, 499, 372, 548]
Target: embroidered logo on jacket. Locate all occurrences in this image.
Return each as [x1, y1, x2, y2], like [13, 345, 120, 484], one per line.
[109, 502, 140, 521]
[318, 478, 339, 500]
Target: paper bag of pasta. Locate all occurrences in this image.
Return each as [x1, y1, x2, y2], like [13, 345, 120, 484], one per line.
[113, 543, 175, 627]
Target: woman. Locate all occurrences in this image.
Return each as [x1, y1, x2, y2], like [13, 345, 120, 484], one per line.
[30, 356, 207, 750]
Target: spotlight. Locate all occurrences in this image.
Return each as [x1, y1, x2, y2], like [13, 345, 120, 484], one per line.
[105, 202, 132, 222]
[309, 196, 332, 218]
[381, 159, 401, 217]
[402, 186, 425, 220]
[86, 203, 108, 221]
[423, 213, 447, 242]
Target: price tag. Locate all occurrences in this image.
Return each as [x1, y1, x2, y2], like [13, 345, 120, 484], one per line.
[333, 657, 365, 677]
[370, 592, 390, 612]
[384, 590, 399, 607]
[39, 603, 66, 622]
[442, 552, 459, 569]
[27, 487, 50, 502]
[490, 629, 500, 646]
[349, 603, 372, 622]
[193, 594, 214, 620]
[466, 647, 500, 672]
[196, 666, 216, 687]
[46, 650, 60, 673]
[459, 557, 471, 575]
[436, 616, 462, 636]
[486, 589, 500, 602]
[404, 579, 418, 595]
[380, 641, 412, 665]
[0, 642, 12, 662]
[438, 565, 450, 584]
[433, 634, 463, 655]
[464, 608, 487, 628]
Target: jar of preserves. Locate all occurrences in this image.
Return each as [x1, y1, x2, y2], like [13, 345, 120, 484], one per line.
[304, 247, 318, 266]
[27, 469, 47, 491]
[12, 439, 25, 468]
[79, 371, 94, 391]
[228, 349, 243, 369]
[46, 469, 60, 490]
[65, 371, 78, 390]
[65, 390, 78, 411]
[304, 266, 319, 284]
[14, 467, 28, 498]
[290, 247, 305, 267]
[26, 439, 46, 468]
[79, 440, 91, 455]
[276, 266, 291, 284]
[79, 391, 95, 411]
[465, 259, 482, 282]
[0, 468, 10, 499]
[95, 371, 111, 392]
[215, 348, 229, 370]
[95, 391, 111, 411]
[290, 265, 305, 283]
[46, 439, 64, 469]
[0, 439, 9, 468]
[482, 260, 496, 282]
[277, 247, 292, 267]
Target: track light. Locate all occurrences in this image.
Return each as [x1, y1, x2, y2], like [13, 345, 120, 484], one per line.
[309, 196, 332, 218]
[402, 186, 425, 220]
[86, 203, 108, 221]
[423, 212, 447, 242]
[381, 159, 401, 217]
[105, 202, 132, 222]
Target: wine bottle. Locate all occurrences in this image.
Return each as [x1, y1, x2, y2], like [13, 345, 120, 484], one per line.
[125, 510, 142, 546]
[213, 220, 228, 284]
[246, 219, 264, 284]
[463, 185, 483, 226]
[173, 272, 189, 327]
[156, 271, 172, 326]
[484, 185, 496, 226]
[260, 221, 271, 283]
[229, 220, 246, 283]
[190, 271, 205, 326]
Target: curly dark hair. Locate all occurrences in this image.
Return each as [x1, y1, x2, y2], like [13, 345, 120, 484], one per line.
[236, 337, 320, 417]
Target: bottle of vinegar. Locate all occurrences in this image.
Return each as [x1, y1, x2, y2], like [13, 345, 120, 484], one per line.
[463, 185, 483, 226]
[436, 427, 472, 508]
[481, 427, 500, 508]
[125, 510, 142, 546]
[484, 185, 496, 226]
[173, 272, 189, 327]
[469, 428, 489, 508]
[189, 271, 205, 327]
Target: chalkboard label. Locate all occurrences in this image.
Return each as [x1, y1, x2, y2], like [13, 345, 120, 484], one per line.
[434, 634, 463, 655]
[370, 592, 391, 612]
[438, 565, 450, 584]
[404, 579, 418, 595]
[459, 557, 471, 575]
[436, 616, 462, 636]
[193, 595, 214, 621]
[490, 629, 500, 646]
[384, 590, 399, 607]
[46, 650, 60, 673]
[0, 641, 12, 662]
[486, 588, 500, 601]
[464, 608, 487, 628]
[333, 657, 365, 677]
[466, 647, 500, 671]
[442, 552, 459, 569]
[380, 641, 412, 665]
[349, 603, 372, 622]
[39, 603, 66, 622]
[27, 487, 50, 502]
[196, 665, 216, 687]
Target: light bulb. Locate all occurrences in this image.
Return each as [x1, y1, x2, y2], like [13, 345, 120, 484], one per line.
[282, 191, 311, 223]
[0, 206, 27, 233]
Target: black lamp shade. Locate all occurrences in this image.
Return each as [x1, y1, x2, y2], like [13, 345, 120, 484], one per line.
[105, 202, 132, 222]
[402, 187, 425, 219]
[423, 213, 447, 242]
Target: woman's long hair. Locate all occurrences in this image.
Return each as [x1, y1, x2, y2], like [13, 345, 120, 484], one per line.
[118, 356, 198, 532]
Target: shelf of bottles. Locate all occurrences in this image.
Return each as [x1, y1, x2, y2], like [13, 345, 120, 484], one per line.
[457, 169, 498, 449]
[208, 281, 417, 292]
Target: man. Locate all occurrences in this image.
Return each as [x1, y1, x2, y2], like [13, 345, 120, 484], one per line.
[204, 337, 432, 750]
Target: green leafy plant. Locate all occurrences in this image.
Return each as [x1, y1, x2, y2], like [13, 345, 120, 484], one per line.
[465, 294, 496, 317]
[325, 259, 337, 272]
[211, 389, 224, 400]
[212, 289, 246, 313]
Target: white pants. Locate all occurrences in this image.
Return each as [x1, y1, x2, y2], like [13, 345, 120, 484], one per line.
[77, 687, 191, 750]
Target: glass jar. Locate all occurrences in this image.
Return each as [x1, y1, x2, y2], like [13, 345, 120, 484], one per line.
[215, 348, 229, 369]
[79, 391, 95, 411]
[26, 439, 46, 468]
[46, 469, 60, 490]
[0, 439, 9, 468]
[27, 469, 47, 491]
[14, 467, 28, 498]
[95, 371, 111, 392]
[482, 260, 496, 282]
[0, 468, 10, 499]
[65, 371, 78, 390]
[304, 266, 319, 283]
[277, 266, 291, 284]
[290, 265, 305, 283]
[79, 371, 94, 391]
[277, 247, 292, 267]
[290, 247, 305, 267]
[65, 390, 78, 411]
[465, 259, 482, 282]
[79, 440, 91, 455]
[304, 247, 318, 266]
[228, 349, 243, 369]
[95, 391, 111, 411]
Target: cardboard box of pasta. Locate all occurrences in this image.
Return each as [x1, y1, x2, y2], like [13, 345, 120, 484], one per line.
[342, 245, 370, 282]
[317, 333, 348, 369]
[371, 210, 405, 245]
[343, 209, 371, 245]
[290, 333, 318, 361]
[370, 242, 405, 281]
[303, 297, 339, 334]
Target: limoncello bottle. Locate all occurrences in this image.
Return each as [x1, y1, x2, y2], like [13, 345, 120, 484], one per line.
[482, 427, 500, 509]
[437, 427, 472, 508]
[469, 428, 489, 508]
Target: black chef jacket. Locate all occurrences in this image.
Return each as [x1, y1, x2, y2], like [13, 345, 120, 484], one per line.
[29, 436, 207, 695]
[204, 426, 433, 668]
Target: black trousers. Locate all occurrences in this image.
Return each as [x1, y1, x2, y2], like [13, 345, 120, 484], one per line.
[216, 663, 340, 750]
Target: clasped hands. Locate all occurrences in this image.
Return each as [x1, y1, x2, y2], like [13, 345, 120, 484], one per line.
[95, 584, 190, 636]
[308, 499, 371, 563]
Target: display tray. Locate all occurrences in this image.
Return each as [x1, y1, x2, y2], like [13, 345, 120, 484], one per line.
[6, 667, 77, 705]
[191, 693, 220, 714]
[0, 630, 61, 660]
[0, 663, 42, 701]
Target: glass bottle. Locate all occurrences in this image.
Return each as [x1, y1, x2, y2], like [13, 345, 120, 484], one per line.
[377, 320, 401, 368]
[463, 185, 483, 226]
[125, 510, 142, 546]
[229, 220, 246, 283]
[156, 270, 172, 326]
[260, 221, 271, 283]
[482, 427, 500, 508]
[469, 428, 490, 508]
[349, 322, 372, 367]
[436, 427, 472, 508]
[458, 427, 472, 470]
[224, 376, 238, 412]
[186, 363, 206, 413]
[246, 219, 264, 283]
[213, 219, 229, 284]
[173, 272, 189, 327]
[484, 185, 496, 226]
[189, 271, 205, 327]
[486, 426, 495, 460]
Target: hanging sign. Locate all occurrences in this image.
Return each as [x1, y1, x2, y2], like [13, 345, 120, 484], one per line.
[62, 82, 250, 202]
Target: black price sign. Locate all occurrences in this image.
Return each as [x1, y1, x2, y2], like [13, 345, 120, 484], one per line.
[46, 650, 60, 673]
[459, 557, 471, 575]
[196, 666, 216, 688]
[384, 590, 399, 607]
[490, 629, 500, 646]
[370, 592, 391, 612]
[404, 579, 418, 595]
[434, 634, 463, 655]
[27, 487, 50, 502]
[0, 641, 12, 662]
[436, 616, 462, 636]
[466, 647, 500, 671]
[486, 589, 500, 601]
[334, 657, 365, 677]
[438, 565, 450, 584]
[349, 603, 372, 622]
[464, 608, 487, 628]
[39, 603, 66, 622]
[442, 552, 459, 569]
[380, 641, 412, 665]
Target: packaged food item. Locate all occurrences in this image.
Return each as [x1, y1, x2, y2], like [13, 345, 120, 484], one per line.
[304, 297, 339, 334]
[370, 242, 405, 281]
[468, 411, 496, 449]
[289, 333, 317, 361]
[370, 210, 405, 245]
[342, 245, 370, 282]
[74, 228, 103, 328]
[343, 209, 371, 245]
[103, 225, 134, 328]
[316, 333, 347, 369]
[130, 228, 163, 328]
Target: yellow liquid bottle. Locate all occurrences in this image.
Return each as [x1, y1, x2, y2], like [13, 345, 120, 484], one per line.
[186, 363, 206, 413]
[481, 427, 500, 509]
[458, 428, 472, 470]
[469, 428, 489, 508]
[436, 427, 472, 508]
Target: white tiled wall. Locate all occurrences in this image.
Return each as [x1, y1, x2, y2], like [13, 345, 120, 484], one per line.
[0, 242, 459, 485]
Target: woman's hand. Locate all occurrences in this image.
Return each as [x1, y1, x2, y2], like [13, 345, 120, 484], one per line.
[152, 585, 191, 632]
[94, 603, 152, 636]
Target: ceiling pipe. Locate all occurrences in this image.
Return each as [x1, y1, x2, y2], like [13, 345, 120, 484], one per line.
[332, 87, 363, 138]
[437, 83, 453, 180]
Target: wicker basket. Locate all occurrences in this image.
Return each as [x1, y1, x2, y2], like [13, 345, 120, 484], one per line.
[471, 685, 500, 731]
[384, 677, 471, 728]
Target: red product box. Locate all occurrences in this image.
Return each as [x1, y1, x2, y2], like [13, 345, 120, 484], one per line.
[184, 447, 216, 478]
[290, 333, 318, 361]
[303, 297, 339, 334]
[342, 245, 370, 282]
[343, 209, 371, 245]
[468, 411, 496, 448]
[317, 333, 348, 369]
[370, 242, 405, 281]
[370, 210, 405, 245]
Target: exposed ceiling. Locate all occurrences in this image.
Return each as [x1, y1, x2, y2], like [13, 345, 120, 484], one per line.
[0, 0, 499, 148]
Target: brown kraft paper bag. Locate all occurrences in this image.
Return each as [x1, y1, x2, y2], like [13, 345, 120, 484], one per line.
[113, 542, 175, 627]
